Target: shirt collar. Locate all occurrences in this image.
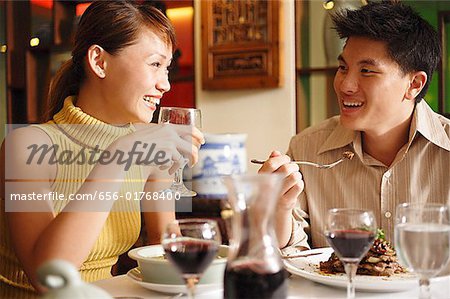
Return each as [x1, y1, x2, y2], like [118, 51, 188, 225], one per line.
[51, 96, 136, 151]
[411, 100, 450, 152]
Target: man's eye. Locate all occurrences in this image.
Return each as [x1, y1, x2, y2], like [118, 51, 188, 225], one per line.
[151, 62, 162, 68]
[361, 68, 374, 73]
[337, 65, 347, 71]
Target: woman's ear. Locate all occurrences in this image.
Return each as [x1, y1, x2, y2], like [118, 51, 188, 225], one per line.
[405, 71, 427, 101]
[87, 45, 107, 79]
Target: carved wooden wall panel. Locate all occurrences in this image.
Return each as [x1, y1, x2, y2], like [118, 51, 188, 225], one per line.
[201, 0, 280, 90]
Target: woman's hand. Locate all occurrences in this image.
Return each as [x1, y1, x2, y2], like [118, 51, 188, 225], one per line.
[111, 123, 205, 175]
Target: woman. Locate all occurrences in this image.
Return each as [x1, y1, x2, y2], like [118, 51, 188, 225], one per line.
[0, 1, 203, 297]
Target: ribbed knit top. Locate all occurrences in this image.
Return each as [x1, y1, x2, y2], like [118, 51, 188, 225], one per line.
[0, 97, 143, 296]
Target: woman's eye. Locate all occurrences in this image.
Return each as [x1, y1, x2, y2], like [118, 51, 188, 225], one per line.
[151, 62, 162, 68]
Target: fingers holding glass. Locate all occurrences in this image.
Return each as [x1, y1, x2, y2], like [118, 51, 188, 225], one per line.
[158, 107, 202, 197]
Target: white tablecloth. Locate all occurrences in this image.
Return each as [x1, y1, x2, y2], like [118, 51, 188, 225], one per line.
[93, 274, 450, 299]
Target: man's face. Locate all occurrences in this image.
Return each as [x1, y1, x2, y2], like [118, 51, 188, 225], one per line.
[333, 37, 416, 136]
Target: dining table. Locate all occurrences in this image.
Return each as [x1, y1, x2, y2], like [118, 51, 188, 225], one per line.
[93, 272, 450, 299]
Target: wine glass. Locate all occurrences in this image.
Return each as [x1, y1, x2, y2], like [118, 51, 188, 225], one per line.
[162, 218, 221, 299]
[395, 203, 450, 299]
[324, 208, 377, 299]
[158, 107, 202, 197]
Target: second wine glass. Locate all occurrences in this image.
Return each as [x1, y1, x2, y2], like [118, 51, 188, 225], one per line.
[324, 208, 377, 299]
[162, 218, 221, 299]
[158, 107, 202, 197]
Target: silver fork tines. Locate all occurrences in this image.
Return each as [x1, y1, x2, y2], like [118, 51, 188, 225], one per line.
[250, 151, 355, 170]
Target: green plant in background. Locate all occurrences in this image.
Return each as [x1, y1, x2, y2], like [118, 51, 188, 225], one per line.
[446, 22, 450, 111]
[407, 0, 450, 113]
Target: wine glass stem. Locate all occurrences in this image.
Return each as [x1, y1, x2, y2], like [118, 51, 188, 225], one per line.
[344, 262, 358, 299]
[173, 159, 187, 186]
[419, 278, 431, 299]
[185, 277, 198, 299]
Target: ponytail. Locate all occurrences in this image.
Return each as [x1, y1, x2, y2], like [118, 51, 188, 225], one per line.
[44, 59, 83, 122]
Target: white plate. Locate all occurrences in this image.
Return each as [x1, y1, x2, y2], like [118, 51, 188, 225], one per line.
[126, 267, 222, 295]
[284, 247, 447, 292]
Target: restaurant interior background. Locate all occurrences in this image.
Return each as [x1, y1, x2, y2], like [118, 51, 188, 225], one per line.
[1, 0, 450, 275]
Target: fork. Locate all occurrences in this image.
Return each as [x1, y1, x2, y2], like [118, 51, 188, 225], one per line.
[280, 252, 323, 259]
[251, 151, 355, 169]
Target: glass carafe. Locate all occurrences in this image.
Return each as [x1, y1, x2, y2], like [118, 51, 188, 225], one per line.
[223, 174, 287, 299]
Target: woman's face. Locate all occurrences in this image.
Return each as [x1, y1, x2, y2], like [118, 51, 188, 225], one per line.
[101, 28, 172, 123]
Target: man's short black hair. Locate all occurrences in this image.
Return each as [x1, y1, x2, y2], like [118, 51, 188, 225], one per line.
[332, 0, 441, 102]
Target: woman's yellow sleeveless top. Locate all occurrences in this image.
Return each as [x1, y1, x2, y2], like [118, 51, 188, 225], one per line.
[0, 97, 143, 298]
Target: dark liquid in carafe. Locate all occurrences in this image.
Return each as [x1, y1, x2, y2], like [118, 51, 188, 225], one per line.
[224, 264, 287, 299]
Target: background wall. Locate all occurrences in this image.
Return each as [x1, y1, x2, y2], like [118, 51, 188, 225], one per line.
[193, 0, 297, 173]
[163, 5, 195, 109]
[0, 2, 5, 141]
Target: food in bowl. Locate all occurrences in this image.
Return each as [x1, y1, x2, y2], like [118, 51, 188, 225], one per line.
[128, 244, 228, 285]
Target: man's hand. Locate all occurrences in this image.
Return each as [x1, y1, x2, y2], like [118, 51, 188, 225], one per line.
[258, 150, 304, 248]
[257, 150, 304, 211]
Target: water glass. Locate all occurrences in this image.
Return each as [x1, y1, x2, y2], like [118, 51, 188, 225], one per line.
[395, 203, 450, 299]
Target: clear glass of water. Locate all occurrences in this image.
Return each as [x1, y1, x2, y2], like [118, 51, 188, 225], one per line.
[395, 203, 450, 299]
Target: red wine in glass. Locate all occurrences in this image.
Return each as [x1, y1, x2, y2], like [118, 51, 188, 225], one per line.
[325, 229, 376, 262]
[162, 219, 221, 299]
[224, 262, 287, 299]
[163, 239, 219, 275]
[325, 209, 376, 299]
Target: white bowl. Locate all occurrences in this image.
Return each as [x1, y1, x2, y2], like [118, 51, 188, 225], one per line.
[128, 244, 228, 285]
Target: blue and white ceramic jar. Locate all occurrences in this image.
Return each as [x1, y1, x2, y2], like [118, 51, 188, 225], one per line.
[192, 133, 247, 198]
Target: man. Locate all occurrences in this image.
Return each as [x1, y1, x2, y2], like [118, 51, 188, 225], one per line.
[261, 1, 450, 249]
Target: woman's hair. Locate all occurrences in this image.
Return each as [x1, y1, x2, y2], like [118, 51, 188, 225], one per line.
[45, 0, 176, 121]
[332, 1, 441, 102]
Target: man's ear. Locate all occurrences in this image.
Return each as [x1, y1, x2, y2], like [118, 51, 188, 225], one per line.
[87, 45, 107, 79]
[405, 71, 427, 101]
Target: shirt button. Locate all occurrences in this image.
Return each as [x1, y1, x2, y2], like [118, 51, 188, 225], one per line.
[384, 170, 392, 178]
[385, 211, 392, 218]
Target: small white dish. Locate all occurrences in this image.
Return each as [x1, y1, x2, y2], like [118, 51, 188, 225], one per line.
[284, 247, 448, 292]
[126, 267, 222, 295]
[128, 244, 227, 285]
